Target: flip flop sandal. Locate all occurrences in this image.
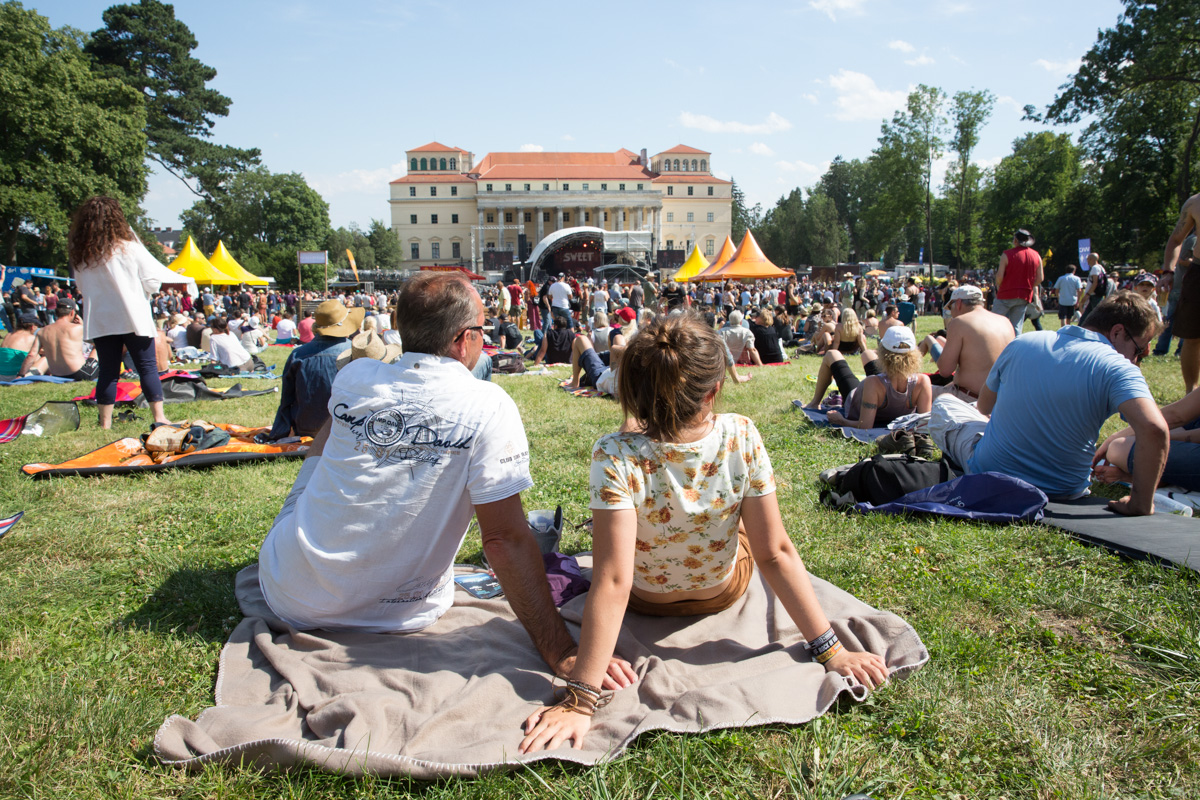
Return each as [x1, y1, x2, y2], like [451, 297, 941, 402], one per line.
[115, 409, 141, 424]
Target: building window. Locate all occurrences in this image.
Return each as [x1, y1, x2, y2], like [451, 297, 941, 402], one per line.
[452, 242, 461, 258]
[691, 159, 698, 171]
[682, 161, 689, 172]
[410, 214, 417, 224]
[700, 159, 707, 171]
[666, 239, 674, 249]
[623, 211, 627, 222]
[505, 212, 513, 223]
[543, 212, 550, 222]
[524, 212, 532, 222]
[563, 212, 570, 222]
[666, 212, 674, 222]
[430, 186, 437, 197]
[562, 183, 569, 190]
[449, 157, 457, 170]
[452, 214, 459, 224]
[487, 213, 494, 223]
[600, 183, 607, 191]
[409, 186, 416, 197]
[585, 212, 590, 222]
[487, 241, 495, 249]
[707, 212, 714, 222]
[505, 183, 512, 191]
[410, 158, 418, 171]
[543, 183, 550, 190]
[420, 158, 428, 170]
[411, 243, 419, 259]
[619, 184, 625, 191]
[440, 158, 447, 170]
[582, 183, 589, 190]
[524, 183, 531, 191]
[667, 186, 674, 196]
[708, 186, 714, 196]
[604, 212, 608, 221]
[486, 184, 493, 192]
[687, 212, 694, 222]
[451, 186, 458, 196]
[637, 183, 643, 190]
[431, 214, 438, 224]
[706, 239, 714, 256]
[431, 242, 440, 258]
[688, 186, 694, 196]
[673, 159, 680, 170]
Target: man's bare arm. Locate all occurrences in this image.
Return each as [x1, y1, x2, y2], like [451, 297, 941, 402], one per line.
[1109, 397, 1170, 516]
[306, 418, 332, 457]
[994, 252, 1008, 291]
[1163, 199, 1197, 272]
[936, 320, 964, 379]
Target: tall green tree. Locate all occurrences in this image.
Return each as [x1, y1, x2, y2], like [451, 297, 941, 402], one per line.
[801, 192, 849, 267]
[0, 2, 148, 264]
[818, 156, 870, 259]
[730, 179, 762, 243]
[948, 89, 995, 270]
[368, 219, 403, 268]
[326, 225, 375, 271]
[756, 189, 805, 268]
[86, 0, 259, 203]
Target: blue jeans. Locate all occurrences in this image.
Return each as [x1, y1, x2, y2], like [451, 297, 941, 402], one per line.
[992, 298, 1030, 336]
[1155, 297, 1179, 355]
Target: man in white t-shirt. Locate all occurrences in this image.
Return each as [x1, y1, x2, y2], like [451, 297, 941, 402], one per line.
[258, 272, 635, 687]
[274, 312, 297, 344]
[547, 274, 573, 324]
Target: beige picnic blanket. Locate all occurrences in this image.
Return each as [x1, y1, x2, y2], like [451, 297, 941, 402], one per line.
[154, 561, 928, 777]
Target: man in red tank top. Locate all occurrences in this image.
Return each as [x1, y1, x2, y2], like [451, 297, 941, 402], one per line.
[992, 228, 1044, 336]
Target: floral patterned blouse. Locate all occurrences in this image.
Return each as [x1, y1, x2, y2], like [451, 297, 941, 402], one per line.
[589, 413, 776, 593]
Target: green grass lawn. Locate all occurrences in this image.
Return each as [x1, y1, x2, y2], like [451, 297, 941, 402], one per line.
[1, 317, 1198, 799]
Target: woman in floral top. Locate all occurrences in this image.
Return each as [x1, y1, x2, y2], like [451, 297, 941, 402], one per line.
[521, 313, 888, 754]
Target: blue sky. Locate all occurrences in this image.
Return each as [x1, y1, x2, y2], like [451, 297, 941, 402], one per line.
[34, 0, 1124, 230]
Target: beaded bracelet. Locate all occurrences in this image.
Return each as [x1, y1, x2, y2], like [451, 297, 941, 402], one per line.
[552, 684, 612, 717]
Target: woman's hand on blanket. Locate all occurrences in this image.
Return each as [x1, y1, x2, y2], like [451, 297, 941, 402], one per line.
[824, 649, 888, 689]
[555, 649, 638, 690]
[519, 705, 592, 753]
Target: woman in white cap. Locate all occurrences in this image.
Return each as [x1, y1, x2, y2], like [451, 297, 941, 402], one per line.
[804, 325, 932, 429]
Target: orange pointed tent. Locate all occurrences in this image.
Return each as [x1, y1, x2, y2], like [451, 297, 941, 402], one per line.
[671, 244, 710, 282]
[209, 240, 269, 286]
[690, 235, 737, 282]
[168, 237, 238, 286]
[705, 230, 792, 281]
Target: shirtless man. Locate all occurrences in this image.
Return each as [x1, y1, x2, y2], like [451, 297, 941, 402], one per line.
[925, 285, 1014, 402]
[21, 302, 97, 380]
[877, 304, 904, 339]
[1162, 192, 1200, 391]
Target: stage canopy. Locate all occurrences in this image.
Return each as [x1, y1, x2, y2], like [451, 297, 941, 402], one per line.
[169, 237, 238, 286]
[671, 244, 710, 282]
[705, 231, 792, 281]
[690, 235, 737, 282]
[528, 226, 605, 282]
[209, 241, 268, 286]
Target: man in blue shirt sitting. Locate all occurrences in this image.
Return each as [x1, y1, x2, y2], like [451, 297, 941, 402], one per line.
[268, 299, 361, 440]
[929, 291, 1169, 516]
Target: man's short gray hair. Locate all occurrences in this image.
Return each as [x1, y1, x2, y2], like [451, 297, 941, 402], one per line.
[395, 272, 479, 356]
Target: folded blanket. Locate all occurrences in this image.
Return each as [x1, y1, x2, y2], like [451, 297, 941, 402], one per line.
[154, 561, 928, 778]
[0, 375, 78, 386]
[794, 403, 889, 444]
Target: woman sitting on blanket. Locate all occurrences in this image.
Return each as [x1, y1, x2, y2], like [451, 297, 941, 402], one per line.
[1094, 386, 1200, 492]
[803, 326, 932, 430]
[520, 313, 887, 754]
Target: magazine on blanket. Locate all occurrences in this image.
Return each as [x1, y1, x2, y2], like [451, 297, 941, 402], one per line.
[454, 572, 504, 599]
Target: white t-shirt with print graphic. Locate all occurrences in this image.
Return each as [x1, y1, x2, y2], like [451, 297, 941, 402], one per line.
[258, 352, 533, 633]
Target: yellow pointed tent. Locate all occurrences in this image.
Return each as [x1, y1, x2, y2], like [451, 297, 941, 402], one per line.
[169, 237, 238, 285]
[671, 244, 710, 282]
[690, 235, 737, 282]
[706, 230, 792, 281]
[209, 240, 268, 286]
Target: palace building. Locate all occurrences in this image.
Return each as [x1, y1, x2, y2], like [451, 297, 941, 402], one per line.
[388, 142, 731, 268]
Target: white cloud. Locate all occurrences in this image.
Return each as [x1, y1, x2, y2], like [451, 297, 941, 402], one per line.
[906, 54, 935, 66]
[889, 40, 915, 53]
[519, 143, 544, 152]
[827, 70, 908, 122]
[749, 142, 776, 156]
[938, 0, 971, 13]
[713, 170, 732, 181]
[809, 0, 867, 21]
[997, 95, 1023, 113]
[678, 111, 792, 134]
[307, 162, 407, 195]
[801, 93, 818, 104]
[561, 134, 574, 141]
[973, 155, 1003, 170]
[775, 159, 821, 176]
[1035, 58, 1081, 77]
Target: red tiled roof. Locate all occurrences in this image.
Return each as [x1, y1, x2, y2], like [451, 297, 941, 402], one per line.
[655, 144, 710, 156]
[651, 174, 730, 185]
[408, 141, 468, 153]
[474, 149, 644, 171]
[390, 174, 476, 184]
[474, 165, 654, 181]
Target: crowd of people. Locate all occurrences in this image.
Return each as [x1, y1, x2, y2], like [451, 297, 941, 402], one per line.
[6, 192, 1200, 755]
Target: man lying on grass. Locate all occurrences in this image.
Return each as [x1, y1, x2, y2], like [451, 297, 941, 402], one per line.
[257, 271, 636, 689]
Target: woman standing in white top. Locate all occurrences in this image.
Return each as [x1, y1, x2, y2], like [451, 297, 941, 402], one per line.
[68, 197, 184, 428]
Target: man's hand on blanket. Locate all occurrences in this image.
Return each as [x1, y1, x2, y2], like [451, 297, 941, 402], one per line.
[519, 705, 591, 753]
[824, 649, 889, 689]
[556, 648, 638, 690]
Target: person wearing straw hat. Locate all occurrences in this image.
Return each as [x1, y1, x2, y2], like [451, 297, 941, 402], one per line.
[267, 298, 362, 441]
[334, 329, 402, 370]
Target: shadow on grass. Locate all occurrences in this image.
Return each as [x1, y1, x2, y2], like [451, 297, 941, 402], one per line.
[122, 560, 254, 643]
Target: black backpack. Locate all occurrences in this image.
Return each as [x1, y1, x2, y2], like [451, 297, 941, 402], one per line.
[491, 352, 526, 374]
[821, 453, 959, 508]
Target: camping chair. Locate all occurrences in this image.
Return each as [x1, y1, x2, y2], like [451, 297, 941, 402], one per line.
[897, 301, 917, 329]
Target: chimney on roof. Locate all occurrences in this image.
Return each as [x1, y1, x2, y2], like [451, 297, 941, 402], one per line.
[640, 148, 647, 166]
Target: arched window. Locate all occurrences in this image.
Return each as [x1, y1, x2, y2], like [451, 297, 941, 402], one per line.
[681, 160, 689, 172]
[673, 159, 680, 171]
[410, 158, 418, 171]
[440, 158, 447, 170]
[420, 158, 428, 170]
[661, 160, 668, 171]
[449, 157, 457, 170]
[700, 159, 707, 172]
[691, 159, 698, 171]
